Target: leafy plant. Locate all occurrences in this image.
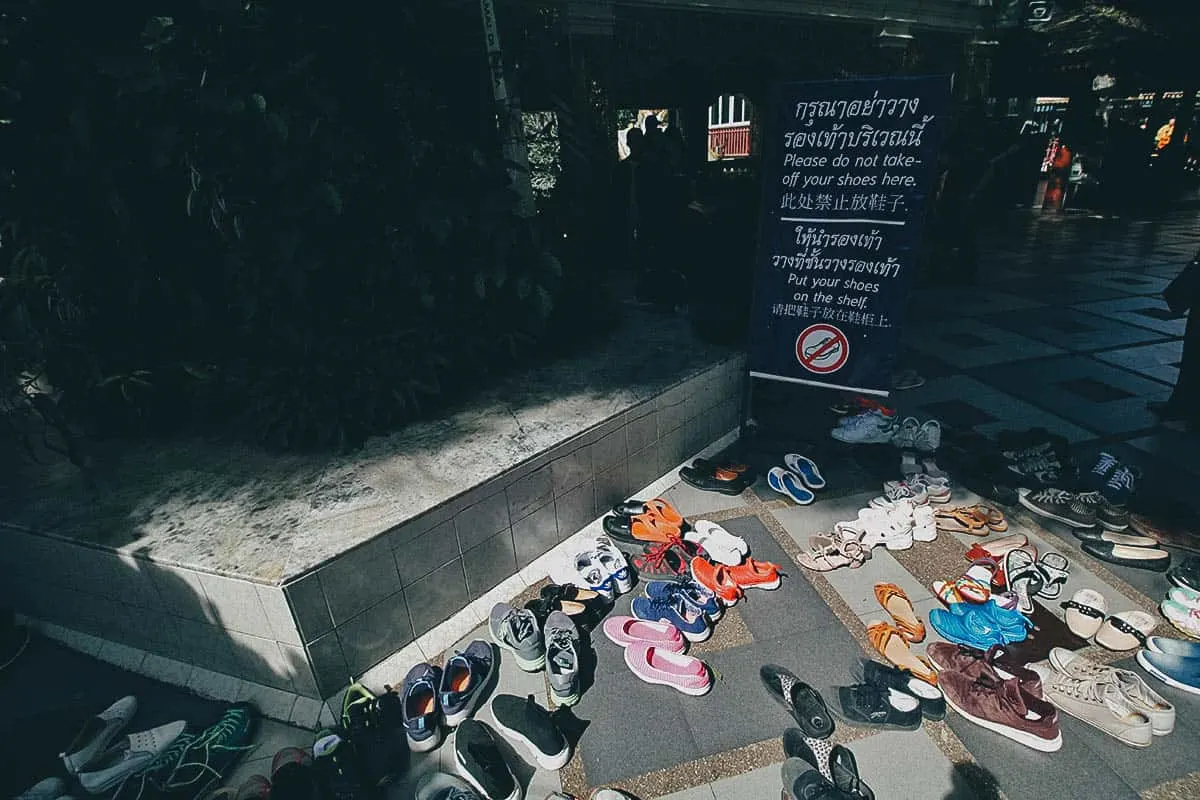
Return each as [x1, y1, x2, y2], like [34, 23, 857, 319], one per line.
[0, 1, 592, 455]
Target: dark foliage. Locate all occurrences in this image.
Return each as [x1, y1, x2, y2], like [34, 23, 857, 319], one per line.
[0, 2, 603, 455]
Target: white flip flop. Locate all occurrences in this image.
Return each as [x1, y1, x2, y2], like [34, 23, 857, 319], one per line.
[686, 520, 748, 566]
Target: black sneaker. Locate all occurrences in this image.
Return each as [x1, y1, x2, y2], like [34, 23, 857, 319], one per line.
[453, 720, 518, 800]
[861, 660, 946, 721]
[782, 758, 841, 800]
[1082, 452, 1120, 491]
[829, 745, 875, 800]
[342, 683, 401, 786]
[1019, 489, 1097, 528]
[313, 730, 375, 800]
[1097, 497, 1130, 531]
[828, 683, 922, 731]
[489, 694, 570, 771]
[1168, 556, 1200, 593]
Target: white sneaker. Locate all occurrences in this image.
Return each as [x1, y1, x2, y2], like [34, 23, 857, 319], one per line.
[890, 416, 922, 449]
[574, 550, 615, 599]
[871, 481, 928, 507]
[62, 695, 138, 774]
[591, 538, 632, 594]
[78, 720, 188, 795]
[685, 520, 747, 566]
[911, 505, 937, 542]
[857, 509, 914, 551]
[831, 411, 898, 444]
[915, 420, 942, 452]
[908, 474, 951, 503]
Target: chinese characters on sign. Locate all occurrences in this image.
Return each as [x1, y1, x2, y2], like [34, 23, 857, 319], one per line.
[749, 76, 951, 395]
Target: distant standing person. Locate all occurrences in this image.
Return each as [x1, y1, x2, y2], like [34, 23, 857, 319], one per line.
[1151, 255, 1200, 427]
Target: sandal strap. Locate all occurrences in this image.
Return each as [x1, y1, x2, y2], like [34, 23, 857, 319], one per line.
[1061, 599, 1105, 619]
[1105, 615, 1148, 646]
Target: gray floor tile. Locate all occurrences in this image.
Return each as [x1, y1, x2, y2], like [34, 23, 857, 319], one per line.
[718, 516, 842, 640]
[945, 712, 1139, 800]
[1061, 270, 1171, 296]
[902, 320, 1065, 370]
[850, 730, 979, 799]
[993, 276, 1129, 304]
[1073, 296, 1188, 337]
[822, 547, 933, 618]
[662, 481, 748, 519]
[710, 764, 780, 800]
[678, 626, 864, 756]
[982, 308, 1167, 353]
[1094, 341, 1183, 385]
[772, 491, 878, 548]
[654, 785, 717, 800]
[1064, 703, 1200, 792]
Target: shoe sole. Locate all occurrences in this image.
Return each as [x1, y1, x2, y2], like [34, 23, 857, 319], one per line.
[1100, 520, 1130, 532]
[1168, 573, 1200, 592]
[1018, 495, 1096, 529]
[1136, 651, 1200, 697]
[455, 749, 521, 800]
[550, 689, 580, 707]
[489, 716, 572, 770]
[628, 667, 712, 696]
[741, 577, 783, 591]
[489, 630, 546, 672]
[942, 691, 1062, 752]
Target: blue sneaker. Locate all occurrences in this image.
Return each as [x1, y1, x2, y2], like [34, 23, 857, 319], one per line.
[929, 607, 1008, 650]
[632, 594, 710, 642]
[401, 663, 443, 752]
[977, 601, 1033, 643]
[1146, 636, 1200, 659]
[438, 640, 495, 727]
[1136, 650, 1200, 696]
[784, 453, 826, 490]
[644, 579, 723, 621]
[768, 467, 815, 504]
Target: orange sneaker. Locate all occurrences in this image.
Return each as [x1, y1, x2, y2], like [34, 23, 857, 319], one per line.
[728, 558, 782, 591]
[690, 557, 744, 605]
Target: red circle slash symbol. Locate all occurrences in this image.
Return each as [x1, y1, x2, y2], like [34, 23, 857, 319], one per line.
[796, 324, 850, 374]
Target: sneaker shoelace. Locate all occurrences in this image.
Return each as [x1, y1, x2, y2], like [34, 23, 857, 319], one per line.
[1106, 467, 1136, 494]
[1032, 488, 1071, 504]
[1090, 453, 1118, 479]
[639, 536, 687, 573]
[1075, 490, 1102, 506]
[547, 629, 576, 670]
[504, 609, 537, 645]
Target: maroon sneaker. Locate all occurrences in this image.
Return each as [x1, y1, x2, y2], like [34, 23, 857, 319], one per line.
[940, 666, 1062, 752]
[927, 644, 1042, 694]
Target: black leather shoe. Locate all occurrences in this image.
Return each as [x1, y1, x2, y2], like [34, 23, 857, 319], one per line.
[1080, 540, 1171, 572]
[861, 659, 946, 721]
[829, 683, 923, 731]
[1167, 556, 1200, 591]
[761, 665, 835, 739]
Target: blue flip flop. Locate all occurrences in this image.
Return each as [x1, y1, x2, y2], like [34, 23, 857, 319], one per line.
[784, 453, 827, 490]
[768, 467, 815, 505]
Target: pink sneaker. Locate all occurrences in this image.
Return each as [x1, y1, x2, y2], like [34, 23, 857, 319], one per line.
[624, 642, 711, 696]
[602, 616, 685, 653]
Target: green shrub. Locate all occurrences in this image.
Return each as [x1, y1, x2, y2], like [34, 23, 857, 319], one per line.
[0, 2, 591, 453]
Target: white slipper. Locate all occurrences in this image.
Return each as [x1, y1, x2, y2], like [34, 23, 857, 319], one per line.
[857, 509, 914, 551]
[911, 504, 937, 543]
[686, 520, 748, 566]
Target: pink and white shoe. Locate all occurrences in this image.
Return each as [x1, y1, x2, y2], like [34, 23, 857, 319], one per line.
[908, 474, 951, 503]
[624, 642, 711, 696]
[602, 616, 686, 653]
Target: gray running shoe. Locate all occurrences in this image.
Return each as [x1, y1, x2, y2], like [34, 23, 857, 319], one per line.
[544, 611, 581, 706]
[77, 720, 188, 794]
[61, 695, 138, 774]
[489, 602, 544, 671]
[15, 778, 66, 800]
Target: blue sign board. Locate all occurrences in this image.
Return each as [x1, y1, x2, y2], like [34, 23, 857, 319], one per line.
[749, 75, 951, 396]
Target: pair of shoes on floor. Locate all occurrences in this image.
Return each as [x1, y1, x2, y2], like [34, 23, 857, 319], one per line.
[492, 604, 581, 706]
[1030, 648, 1173, 749]
[418, 697, 570, 800]
[689, 553, 782, 605]
[121, 702, 258, 799]
[878, 474, 951, 505]
[933, 503, 1006, 536]
[525, 583, 609, 631]
[831, 408, 898, 445]
[386, 639, 497, 756]
[573, 536, 636, 598]
[767, 453, 826, 504]
[933, 559, 1019, 612]
[1073, 526, 1172, 572]
[929, 599, 1031, 652]
[827, 657, 945, 733]
[678, 458, 756, 495]
[1160, 584, 1200, 640]
[1138, 637, 1200, 696]
[1061, 588, 1157, 650]
[867, 613, 938, 686]
[933, 645, 1062, 752]
[630, 577, 723, 641]
[1019, 487, 1098, 529]
[605, 612, 712, 696]
[889, 417, 941, 453]
[782, 733, 875, 799]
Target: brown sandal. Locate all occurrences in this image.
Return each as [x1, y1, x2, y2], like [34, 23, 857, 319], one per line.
[874, 583, 926, 643]
[935, 507, 988, 535]
[966, 504, 1008, 532]
[867, 621, 937, 684]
